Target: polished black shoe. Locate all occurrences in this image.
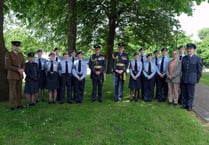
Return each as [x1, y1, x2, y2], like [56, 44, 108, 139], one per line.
[17, 106, 24, 109]
[10, 107, 15, 111]
[92, 99, 96, 102]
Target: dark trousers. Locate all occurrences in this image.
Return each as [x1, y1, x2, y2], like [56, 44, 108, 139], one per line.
[60, 74, 72, 103]
[154, 74, 158, 99]
[92, 79, 103, 101]
[181, 83, 195, 109]
[156, 75, 168, 102]
[143, 76, 155, 101]
[178, 82, 183, 104]
[57, 75, 61, 101]
[74, 78, 85, 103]
[71, 76, 76, 100]
[140, 74, 144, 99]
[113, 72, 124, 101]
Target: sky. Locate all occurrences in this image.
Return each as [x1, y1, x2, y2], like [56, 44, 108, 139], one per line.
[177, 1, 209, 41]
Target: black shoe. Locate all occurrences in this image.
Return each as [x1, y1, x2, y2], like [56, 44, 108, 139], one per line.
[187, 108, 192, 111]
[98, 100, 102, 103]
[17, 106, 24, 109]
[181, 106, 187, 109]
[92, 99, 96, 102]
[173, 103, 178, 106]
[68, 101, 73, 104]
[60, 101, 64, 104]
[41, 99, 45, 102]
[10, 107, 15, 111]
[48, 101, 51, 104]
[36, 100, 39, 104]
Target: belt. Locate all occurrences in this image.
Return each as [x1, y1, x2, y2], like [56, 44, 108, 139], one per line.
[116, 63, 125, 67]
[94, 66, 103, 69]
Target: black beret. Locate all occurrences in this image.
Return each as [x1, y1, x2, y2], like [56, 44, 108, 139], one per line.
[186, 43, 196, 49]
[133, 52, 139, 56]
[161, 48, 168, 51]
[63, 52, 69, 56]
[37, 49, 43, 53]
[94, 44, 101, 49]
[70, 49, 76, 53]
[27, 52, 35, 57]
[146, 53, 152, 57]
[11, 41, 21, 46]
[76, 51, 83, 56]
[178, 45, 185, 50]
[54, 47, 60, 52]
[118, 42, 125, 47]
[139, 48, 145, 51]
[154, 50, 159, 53]
[48, 52, 55, 57]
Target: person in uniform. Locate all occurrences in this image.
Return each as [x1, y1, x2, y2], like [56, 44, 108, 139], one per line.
[72, 51, 87, 103]
[152, 50, 160, 99]
[142, 53, 156, 102]
[5, 41, 25, 110]
[128, 52, 142, 102]
[139, 48, 147, 99]
[59, 52, 73, 104]
[112, 42, 129, 102]
[156, 48, 171, 102]
[45, 52, 60, 104]
[166, 50, 182, 105]
[181, 43, 202, 111]
[24, 52, 39, 106]
[35, 49, 47, 102]
[89, 44, 106, 102]
[69, 49, 77, 100]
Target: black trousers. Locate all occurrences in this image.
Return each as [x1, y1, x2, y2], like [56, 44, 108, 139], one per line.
[143, 76, 155, 101]
[74, 78, 85, 103]
[181, 83, 195, 109]
[156, 75, 168, 102]
[60, 74, 72, 103]
[92, 79, 103, 101]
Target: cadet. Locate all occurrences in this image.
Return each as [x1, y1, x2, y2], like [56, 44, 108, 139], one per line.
[156, 48, 171, 102]
[59, 52, 73, 104]
[45, 52, 60, 104]
[139, 48, 147, 98]
[112, 42, 129, 102]
[181, 43, 202, 111]
[89, 44, 106, 102]
[5, 41, 25, 110]
[152, 50, 160, 99]
[142, 53, 156, 102]
[72, 51, 87, 103]
[128, 52, 142, 102]
[35, 49, 47, 102]
[24, 52, 39, 106]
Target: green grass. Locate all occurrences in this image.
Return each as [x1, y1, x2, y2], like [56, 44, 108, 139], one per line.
[200, 72, 209, 86]
[0, 75, 209, 145]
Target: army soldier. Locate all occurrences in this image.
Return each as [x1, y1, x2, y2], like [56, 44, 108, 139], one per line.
[142, 53, 156, 102]
[59, 52, 73, 104]
[112, 42, 129, 102]
[5, 41, 25, 110]
[89, 44, 106, 102]
[35, 49, 47, 102]
[181, 43, 202, 111]
[72, 51, 87, 103]
[45, 52, 60, 104]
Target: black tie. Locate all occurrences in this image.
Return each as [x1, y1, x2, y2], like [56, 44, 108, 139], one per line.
[50, 61, 54, 72]
[65, 61, 68, 74]
[141, 56, 144, 69]
[179, 56, 182, 60]
[78, 60, 81, 72]
[148, 62, 151, 75]
[72, 57, 74, 64]
[38, 58, 42, 69]
[160, 57, 164, 73]
[134, 60, 138, 71]
[56, 57, 58, 62]
[155, 57, 158, 66]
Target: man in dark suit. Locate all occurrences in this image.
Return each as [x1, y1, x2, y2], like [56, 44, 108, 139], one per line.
[181, 43, 203, 111]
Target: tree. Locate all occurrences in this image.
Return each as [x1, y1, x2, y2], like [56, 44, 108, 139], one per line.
[0, 0, 9, 101]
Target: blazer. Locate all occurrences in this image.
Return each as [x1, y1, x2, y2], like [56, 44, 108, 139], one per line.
[166, 59, 182, 83]
[181, 54, 203, 84]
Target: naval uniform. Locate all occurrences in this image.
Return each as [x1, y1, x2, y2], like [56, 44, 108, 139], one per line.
[72, 59, 87, 103]
[89, 54, 106, 102]
[112, 52, 129, 101]
[181, 55, 202, 109]
[45, 60, 60, 89]
[24, 61, 39, 94]
[143, 60, 156, 101]
[35, 57, 47, 89]
[59, 59, 73, 103]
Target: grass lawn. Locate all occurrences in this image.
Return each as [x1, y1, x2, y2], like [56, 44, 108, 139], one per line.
[0, 74, 209, 145]
[200, 72, 209, 86]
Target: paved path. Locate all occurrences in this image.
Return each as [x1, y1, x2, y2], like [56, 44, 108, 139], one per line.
[193, 83, 209, 122]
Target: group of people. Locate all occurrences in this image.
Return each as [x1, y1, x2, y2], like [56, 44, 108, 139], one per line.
[5, 41, 202, 111]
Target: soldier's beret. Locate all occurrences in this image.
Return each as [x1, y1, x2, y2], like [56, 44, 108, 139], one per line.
[48, 52, 55, 56]
[118, 42, 125, 47]
[134, 52, 139, 56]
[139, 48, 145, 51]
[154, 50, 159, 53]
[27, 52, 35, 57]
[54, 47, 60, 52]
[63, 52, 69, 56]
[76, 51, 83, 56]
[11, 41, 21, 46]
[186, 43, 196, 49]
[161, 48, 168, 51]
[146, 53, 152, 57]
[178, 45, 185, 50]
[94, 44, 101, 49]
[37, 49, 42, 53]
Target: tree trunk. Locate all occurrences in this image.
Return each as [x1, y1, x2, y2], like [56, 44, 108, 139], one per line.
[0, 0, 9, 102]
[106, 16, 117, 74]
[68, 0, 77, 52]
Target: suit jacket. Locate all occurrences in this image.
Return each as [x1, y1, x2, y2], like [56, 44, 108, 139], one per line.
[181, 54, 203, 84]
[166, 59, 182, 83]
